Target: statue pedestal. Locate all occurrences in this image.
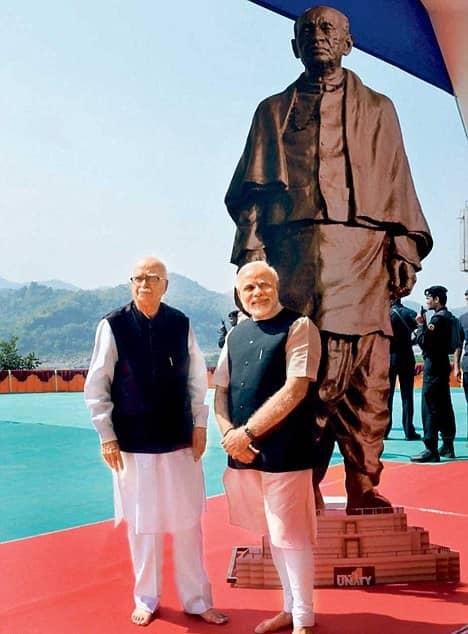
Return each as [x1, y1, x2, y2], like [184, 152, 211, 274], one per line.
[227, 500, 460, 588]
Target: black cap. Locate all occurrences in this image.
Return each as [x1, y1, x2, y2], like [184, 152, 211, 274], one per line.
[424, 285, 448, 297]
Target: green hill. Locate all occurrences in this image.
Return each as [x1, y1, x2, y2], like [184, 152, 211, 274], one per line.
[0, 276, 235, 368]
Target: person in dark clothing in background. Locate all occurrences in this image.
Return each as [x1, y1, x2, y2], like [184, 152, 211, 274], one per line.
[386, 299, 420, 440]
[455, 289, 468, 432]
[411, 286, 457, 463]
[217, 310, 239, 349]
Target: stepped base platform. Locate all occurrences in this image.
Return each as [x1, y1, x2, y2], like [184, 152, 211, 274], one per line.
[227, 499, 460, 588]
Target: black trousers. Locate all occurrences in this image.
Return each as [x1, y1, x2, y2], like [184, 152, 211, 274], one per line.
[463, 371, 468, 407]
[463, 371, 468, 439]
[421, 372, 456, 451]
[387, 355, 416, 438]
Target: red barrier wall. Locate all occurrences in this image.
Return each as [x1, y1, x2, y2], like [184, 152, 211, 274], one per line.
[0, 365, 461, 393]
[0, 369, 86, 393]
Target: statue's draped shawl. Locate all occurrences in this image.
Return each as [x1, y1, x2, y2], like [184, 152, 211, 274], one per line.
[225, 69, 432, 261]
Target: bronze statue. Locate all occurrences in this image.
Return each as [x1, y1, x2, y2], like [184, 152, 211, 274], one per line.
[225, 5, 432, 513]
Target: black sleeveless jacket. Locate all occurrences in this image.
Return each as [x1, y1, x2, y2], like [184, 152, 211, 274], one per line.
[107, 301, 193, 453]
[227, 308, 318, 472]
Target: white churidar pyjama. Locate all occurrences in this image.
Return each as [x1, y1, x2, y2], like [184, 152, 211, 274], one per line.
[269, 541, 315, 627]
[127, 523, 213, 614]
[223, 467, 316, 627]
[115, 448, 212, 614]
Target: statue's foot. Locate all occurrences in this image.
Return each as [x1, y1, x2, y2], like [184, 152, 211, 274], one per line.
[346, 489, 393, 515]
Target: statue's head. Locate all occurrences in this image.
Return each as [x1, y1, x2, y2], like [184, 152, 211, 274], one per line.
[292, 6, 353, 74]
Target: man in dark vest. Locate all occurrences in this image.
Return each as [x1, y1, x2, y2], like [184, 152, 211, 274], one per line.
[411, 286, 457, 462]
[225, 5, 432, 512]
[85, 256, 227, 627]
[214, 261, 321, 634]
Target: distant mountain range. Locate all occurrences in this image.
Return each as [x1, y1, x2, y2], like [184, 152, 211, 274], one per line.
[0, 276, 80, 291]
[1, 275, 465, 369]
[0, 275, 235, 368]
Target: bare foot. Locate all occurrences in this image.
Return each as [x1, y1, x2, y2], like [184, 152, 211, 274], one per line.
[254, 611, 293, 633]
[293, 627, 315, 634]
[199, 608, 229, 625]
[131, 607, 153, 626]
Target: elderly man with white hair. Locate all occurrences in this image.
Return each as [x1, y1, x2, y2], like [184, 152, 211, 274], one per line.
[85, 256, 227, 627]
[214, 261, 321, 634]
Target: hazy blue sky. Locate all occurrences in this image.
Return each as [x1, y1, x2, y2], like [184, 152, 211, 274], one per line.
[1, 1, 467, 306]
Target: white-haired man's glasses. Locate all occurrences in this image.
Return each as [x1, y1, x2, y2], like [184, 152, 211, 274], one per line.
[130, 274, 166, 286]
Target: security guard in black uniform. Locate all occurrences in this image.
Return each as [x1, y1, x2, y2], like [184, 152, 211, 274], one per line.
[386, 299, 420, 440]
[410, 286, 457, 462]
[456, 290, 468, 413]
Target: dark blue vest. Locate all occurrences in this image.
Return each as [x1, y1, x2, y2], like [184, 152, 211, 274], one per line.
[227, 308, 318, 472]
[107, 301, 193, 453]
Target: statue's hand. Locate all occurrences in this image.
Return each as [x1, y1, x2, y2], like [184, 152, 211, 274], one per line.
[389, 259, 417, 298]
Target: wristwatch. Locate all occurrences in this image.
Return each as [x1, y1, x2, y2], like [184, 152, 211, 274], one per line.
[243, 425, 256, 441]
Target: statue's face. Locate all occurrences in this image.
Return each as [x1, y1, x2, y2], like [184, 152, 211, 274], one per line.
[293, 6, 352, 71]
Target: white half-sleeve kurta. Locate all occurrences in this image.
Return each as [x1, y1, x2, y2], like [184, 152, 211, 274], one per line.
[85, 318, 209, 534]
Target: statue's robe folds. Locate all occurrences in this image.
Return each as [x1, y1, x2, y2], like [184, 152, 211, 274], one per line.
[226, 70, 432, 314]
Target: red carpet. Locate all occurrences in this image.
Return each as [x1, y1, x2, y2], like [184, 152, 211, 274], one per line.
[1, 462, 467, 634]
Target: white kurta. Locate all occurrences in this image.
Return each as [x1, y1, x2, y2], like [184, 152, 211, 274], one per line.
[85, 318, 208, 534]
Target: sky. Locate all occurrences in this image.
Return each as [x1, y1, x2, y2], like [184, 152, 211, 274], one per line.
[1, 0, 467, 307]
